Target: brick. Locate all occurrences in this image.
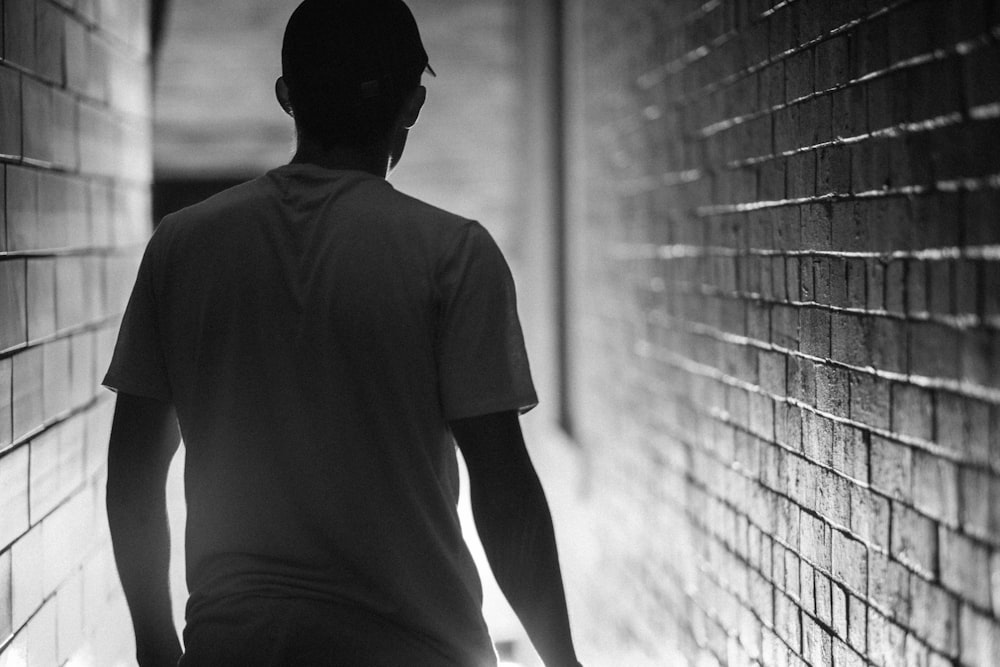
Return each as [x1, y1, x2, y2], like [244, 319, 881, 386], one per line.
[832, 531, 868, 597]
[867, 607, 907, 667]
[960, 604, 1000, 667]
[879, 208, 911, 269]
[12, 346, 43, 441]
[815, 569, 832, 625]
[850, 486, 890, 550]
[851, 139, 890, 194]
[815, 36, 848, 92]
[85, 33, 111, 103]
[910, 576, 958, 655]
[817, 144, 851, 197]
[832, 582, 848, 638]
[870, 317, 906, 374]
[26, 259, 56, 343]
[4, 0, 37, 71]
[749, 392, 775, 440]
[0, 167, 5, 253]
[0, 359, 11, 448]
[70, 333, 96, 407]
[0, 445, 30, 551]
[890, 502, 938, 578]
[758, 158, 785, 200]
[65, 19, 89, 94]
[7, 166, 39, 251]
[865, 259, 885, 311]
[0, 65, 22, 158]
[848, 371, 890, 431]
[802, 203, 832, 251]
[939, 528, 991, 609]
[958, 466, 992, 542]
[36, 0, 65, 84]
[787, 150, 816, 198]
[51, 89, 78, 170]
[903, 633, 930, 667]
[758, 350, 786, 396]
[802, 410, 833, 466]
[787, 356, 817, 406]
[832, 424, 868, 482]
[869, 550, 912, 623]
[834, 639, 865, 667]
[816, 469, 851, 528]
[42, 338, 72, 420]
[909, 321, 960, 380]
[847, 595, 867, 654]
[28, 428, 62, 523]
[85, 398, 113, 480]
[800, 308, 831, 358]
[56, 257, 89, 331]
[911, 450, 959, 526]
[0, 547, 10, 639]
[22, 75, 54, 165]
[800, 512, 832, 573]
[775, 591, 802, 654]
[772, 305, 799, 350]
[926, 260, 953, 317]
[964, 43, 1000, 111]
[10, 526, 43, 629]
[965, 190, 1000, 246]
[936, 393, 991, 464]
[799, 558, 816, 616]
[871, 436, 913, 502]
[815, 364, 848, 416]
[802, 611, 833, 666]
[890, 383, 933, 443]
[37, 171, 70, 250]
[775, 497, 801, 551]
[0, 260, 28, 353]
[785, 48, 814, 102]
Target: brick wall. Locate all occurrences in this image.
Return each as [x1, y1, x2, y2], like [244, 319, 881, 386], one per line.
[0, 0, 153, 664]
[566, 1, 1000, 665]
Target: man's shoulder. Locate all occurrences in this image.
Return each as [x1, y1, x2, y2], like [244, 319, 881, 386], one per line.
[375, 182, 469, 227]
[361, 182, 483, 251]
[160, 177, 270, 230]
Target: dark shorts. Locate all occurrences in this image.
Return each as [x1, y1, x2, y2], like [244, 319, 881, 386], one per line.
[178, 596, 465, 667]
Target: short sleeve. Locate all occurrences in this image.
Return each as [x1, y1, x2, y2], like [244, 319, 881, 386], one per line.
[436, 222, 537, 421]
[102, 228, 172, 401]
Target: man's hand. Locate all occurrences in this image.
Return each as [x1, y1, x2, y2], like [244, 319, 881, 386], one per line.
[106, 393, 183, 667]
[450, 411, 581, 667]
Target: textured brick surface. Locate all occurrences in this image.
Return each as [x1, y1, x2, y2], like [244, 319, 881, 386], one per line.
[0, 0, 152, 662]
[568, 0, 1000, 665]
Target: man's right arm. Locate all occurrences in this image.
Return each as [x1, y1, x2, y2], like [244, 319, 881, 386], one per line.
[450, 411, 581, 667]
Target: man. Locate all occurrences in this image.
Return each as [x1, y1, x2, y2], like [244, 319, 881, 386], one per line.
[104, 1, 582, 665]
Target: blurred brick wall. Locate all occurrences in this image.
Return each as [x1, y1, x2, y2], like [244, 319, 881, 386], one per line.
[0, 0, 153, 664]
[568, 1, 1000, 665]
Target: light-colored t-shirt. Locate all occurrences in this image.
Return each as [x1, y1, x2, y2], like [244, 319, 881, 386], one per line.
[103, 163, 537, 666]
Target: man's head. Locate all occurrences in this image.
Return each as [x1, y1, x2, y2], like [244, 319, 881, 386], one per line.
[277, 0, 433, 155]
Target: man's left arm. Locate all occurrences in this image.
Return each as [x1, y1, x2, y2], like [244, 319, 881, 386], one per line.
[106, 392, 182, 667]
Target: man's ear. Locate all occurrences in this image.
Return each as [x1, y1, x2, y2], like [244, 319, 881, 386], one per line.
[400, 85, 426, 130]
[275, 77, 294, 117]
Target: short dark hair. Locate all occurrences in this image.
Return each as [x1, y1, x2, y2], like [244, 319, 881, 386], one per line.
[281, 0, 432, 149]
[286, 67, 423, 149]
